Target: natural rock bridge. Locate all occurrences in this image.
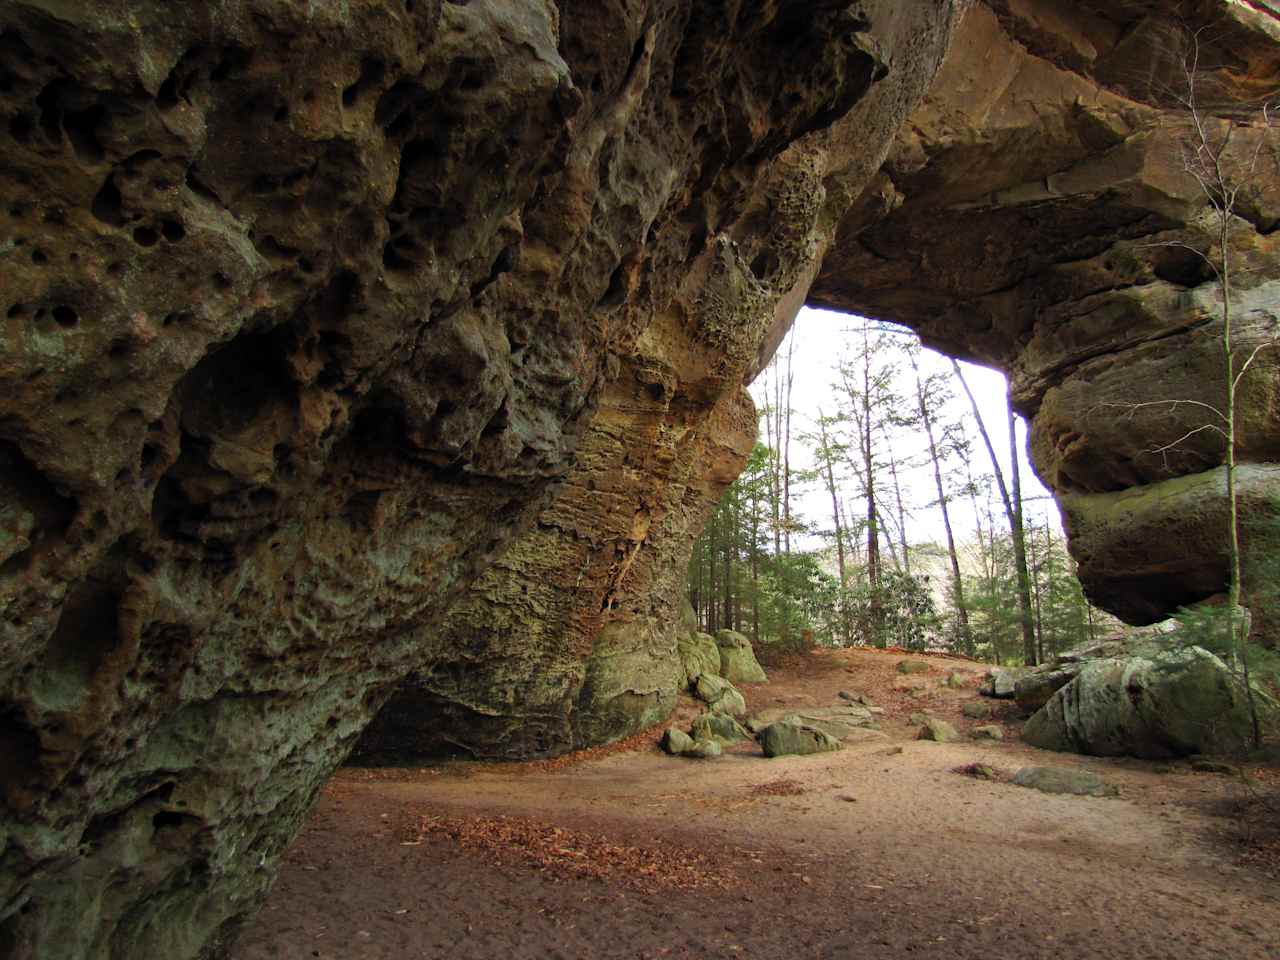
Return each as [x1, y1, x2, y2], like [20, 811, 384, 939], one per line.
[1, 1, 1277, 956]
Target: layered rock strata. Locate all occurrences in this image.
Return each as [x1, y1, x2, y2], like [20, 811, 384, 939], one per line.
[357, 2, 962, 760]
[811, 0, 1280, 626]
[0, 1, 961, 956]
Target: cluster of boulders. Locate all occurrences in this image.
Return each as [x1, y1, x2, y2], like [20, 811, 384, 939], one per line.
[980, 623, 1279, 759]
[665, 623, 897, 760]
[664, 620, 767, 759]
[663, 697, 889, 761]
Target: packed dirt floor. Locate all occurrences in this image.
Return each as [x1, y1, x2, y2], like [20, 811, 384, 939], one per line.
[231, 647, 1280, 960]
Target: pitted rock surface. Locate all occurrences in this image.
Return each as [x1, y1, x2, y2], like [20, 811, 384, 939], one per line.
[5, 2, 1280, 958]
[0, 1, 961, 956]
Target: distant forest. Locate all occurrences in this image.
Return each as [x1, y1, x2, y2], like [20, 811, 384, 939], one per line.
[687, 323, 1117, 665]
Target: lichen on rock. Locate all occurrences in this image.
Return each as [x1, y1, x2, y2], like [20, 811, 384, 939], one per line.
[0, 2, 965, 954]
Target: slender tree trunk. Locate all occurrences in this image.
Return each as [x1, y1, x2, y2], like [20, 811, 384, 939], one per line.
[1007, 408, 1038, 666]
[815, 410, 850, 645]
[883, 425, 911, 576]
[1028, 520, 1046, 663]
[722, 517, 732, 635]
[1219, 201, 1262, 748]
[782, 334, 795, 555]
[764, 368, 781, 558]
[952, 360, 1037, 665]
[862, 328, 883, 645]
[749, 486, 761, 644]
[816, 411, 848, 586]
[913, 356, 973, 653]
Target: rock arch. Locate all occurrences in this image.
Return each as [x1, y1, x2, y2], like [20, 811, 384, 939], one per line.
[0, 2, 1275, 957]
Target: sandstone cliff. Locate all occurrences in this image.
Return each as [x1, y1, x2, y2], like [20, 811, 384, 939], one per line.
[0, 1, 961, 956]
[812, 0, 1280, 624]
[3, 1, 1279, 957]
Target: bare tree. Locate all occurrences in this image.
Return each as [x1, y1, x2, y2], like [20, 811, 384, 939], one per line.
[1166, 33, 1276, 746]
[910, 349, 974, 652]
[952, 360, 1037, 665]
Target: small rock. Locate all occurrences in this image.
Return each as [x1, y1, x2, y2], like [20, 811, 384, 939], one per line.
[838, 690, 857, 702]
[685, 738, 723, 759]
[971, 725, 1004, 740]
[662, 728, 694, 756]
[955, 763, 999, 781]
[1011, 766, 1118, 797]
[962, 701, 993, 720]
[691, 712, 751, 744]
[694, 673, 748, 716]
[897, 660, 930, 675]
[917, 718, 961, 743]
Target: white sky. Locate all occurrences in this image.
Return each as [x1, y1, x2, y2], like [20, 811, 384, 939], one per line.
[750, 306, 1061, 550]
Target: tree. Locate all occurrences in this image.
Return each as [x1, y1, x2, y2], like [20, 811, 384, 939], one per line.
[951, 360, 1038, 665]
[1165, 33, 1277, 746]
[909, 346, 974, 653]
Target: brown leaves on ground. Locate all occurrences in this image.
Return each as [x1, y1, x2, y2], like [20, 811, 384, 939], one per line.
[509, 721, 668, 774]
[1217, 769, 1280, 881]
[751, 778, 807, 797]
[407, 812, 740, 892]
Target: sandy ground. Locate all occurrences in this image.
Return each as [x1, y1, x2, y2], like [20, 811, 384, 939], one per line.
[231, 648, 1280, 960]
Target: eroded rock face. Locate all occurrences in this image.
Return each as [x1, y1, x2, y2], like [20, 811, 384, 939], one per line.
[811, 0, 1280, 626]
[356, 1, 963, 761]
[0, 1, 962, 956]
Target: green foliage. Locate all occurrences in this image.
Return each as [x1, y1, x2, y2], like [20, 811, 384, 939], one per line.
[841, 570, 941, 650]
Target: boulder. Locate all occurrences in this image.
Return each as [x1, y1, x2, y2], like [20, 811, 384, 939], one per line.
[1022, 646, 1277, 759]
[971, 725, 1004, 740]
[686, 738, 723, 760]
[758, 722, 843, 758]
[1013, 665, 1081, 713]
[678, 632, 723, 688]
[749, 705, 878, 741]
[982, 668, 1027, 699]
[961, 701, 993, 720]
[690, 713, 752, 744]
[715, 630, 769, 684]
[694, 674, 748, 717]
[781, 709, 878, 741]
[897, 660, 930, 675]
[662, 728, 695, 756]
[1011, 767, 1118, 798]
[917, 718, 961, 743]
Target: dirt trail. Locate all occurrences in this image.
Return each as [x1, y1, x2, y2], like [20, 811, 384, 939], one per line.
[232, 648, 1279, 960]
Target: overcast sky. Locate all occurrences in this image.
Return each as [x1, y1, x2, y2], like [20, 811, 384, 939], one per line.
[748, 306, 1061, 550]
